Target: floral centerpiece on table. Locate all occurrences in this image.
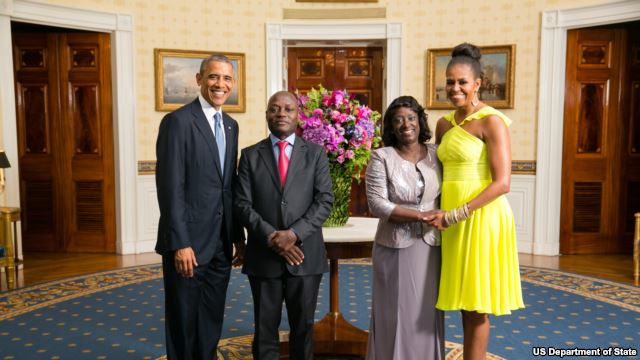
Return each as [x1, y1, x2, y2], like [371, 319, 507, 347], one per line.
[298, 85, 382, 227]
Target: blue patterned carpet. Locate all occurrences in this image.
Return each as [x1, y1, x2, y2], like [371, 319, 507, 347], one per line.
[0, 262, 638, 359]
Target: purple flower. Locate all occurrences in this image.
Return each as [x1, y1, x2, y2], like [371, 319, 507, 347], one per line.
[302, 126, 329, 145]
[359, 118, 375, 139]
[345, 125, 365, 145]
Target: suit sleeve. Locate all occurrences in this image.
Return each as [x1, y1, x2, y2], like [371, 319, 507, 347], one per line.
[155, 112, 191, 251]
[230, 121, 246, 243]
[234, 149, 277, 243]
[289, 148, 334, 242]
[365, 150, 396, 220]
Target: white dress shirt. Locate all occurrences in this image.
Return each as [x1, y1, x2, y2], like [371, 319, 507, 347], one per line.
[198, 95, 226, 144]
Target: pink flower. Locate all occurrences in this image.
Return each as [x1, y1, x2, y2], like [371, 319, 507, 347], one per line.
[357, 106, 372, 120]
[332, 91, 344, 106]
[296, 85, 380, 167]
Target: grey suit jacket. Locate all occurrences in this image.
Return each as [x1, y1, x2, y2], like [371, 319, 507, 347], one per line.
[155, 99, 244, 265]
[235, 136, 334, 277]
[365, 145, 442, 248]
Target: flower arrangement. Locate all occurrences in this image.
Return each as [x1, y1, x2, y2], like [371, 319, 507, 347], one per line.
[298, 86, 382, 174]
[298, 85, 381, 226]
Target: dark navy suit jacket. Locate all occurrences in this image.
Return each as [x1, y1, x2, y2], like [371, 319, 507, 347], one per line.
[155, 98, 243, 264]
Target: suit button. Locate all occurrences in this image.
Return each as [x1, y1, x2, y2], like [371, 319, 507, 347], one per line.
[218, 210, 223, 215]
[281, 201, 287, 206]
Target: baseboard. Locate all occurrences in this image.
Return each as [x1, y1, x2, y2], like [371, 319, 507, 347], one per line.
[134, 175, 159, 254]
[533, 241, 560, 256]
[507, 174, 535, 253]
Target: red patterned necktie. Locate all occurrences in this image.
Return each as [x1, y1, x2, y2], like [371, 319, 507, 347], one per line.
[277, 141, 289, 187]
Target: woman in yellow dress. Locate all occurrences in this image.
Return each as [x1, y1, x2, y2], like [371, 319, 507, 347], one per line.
[429, 43, 524, 360]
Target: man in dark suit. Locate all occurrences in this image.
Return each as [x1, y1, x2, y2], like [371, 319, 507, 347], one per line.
[155, 54, 245, 360]
[234, 91, 334, 359]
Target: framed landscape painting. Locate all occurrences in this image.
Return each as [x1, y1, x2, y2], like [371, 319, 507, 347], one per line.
[154, 48, 245, 112]
[426, 45, 515, 109]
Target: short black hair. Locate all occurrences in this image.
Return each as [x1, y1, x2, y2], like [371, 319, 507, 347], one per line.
[382, 96, 431, 147]
[447, 42, 483, 79]
[199, 54, 234, 76]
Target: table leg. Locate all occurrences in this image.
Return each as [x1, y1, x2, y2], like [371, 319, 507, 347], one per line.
[312, 258, 368, 356]
[330, 257, 339, 312]
[2, 213, 15, 289]
[634, 213, 639, 285]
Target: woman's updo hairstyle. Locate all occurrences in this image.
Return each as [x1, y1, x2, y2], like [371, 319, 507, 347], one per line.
[448, 42, 483, 80]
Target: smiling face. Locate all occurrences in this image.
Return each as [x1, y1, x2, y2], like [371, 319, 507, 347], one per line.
[266, 91, 299, 139]
[391, 106, 420, 146]
[445, 63, 481, 108]
[196, 60, 235, 110]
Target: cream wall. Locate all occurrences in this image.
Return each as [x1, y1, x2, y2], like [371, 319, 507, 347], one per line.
[5, 0, 626, 255]
[24, 0, 619, 161]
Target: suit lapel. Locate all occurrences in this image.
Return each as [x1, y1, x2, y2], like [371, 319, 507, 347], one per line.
[222, 112, 234, 183]
[257, 138, 282, 193]
[191, 100, 223, 178]
[283, 137, 307, 195]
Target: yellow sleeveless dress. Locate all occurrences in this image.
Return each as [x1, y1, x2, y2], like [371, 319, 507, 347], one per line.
[435, 107, 524, 316]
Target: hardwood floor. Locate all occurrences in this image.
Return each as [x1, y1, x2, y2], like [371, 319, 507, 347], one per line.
[0, 251, 637, 291]
[1, 252, 161, 291]
[518, 253, 636, 285]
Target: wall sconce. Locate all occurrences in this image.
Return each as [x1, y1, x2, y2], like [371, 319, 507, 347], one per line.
[0, 151, 11, 193]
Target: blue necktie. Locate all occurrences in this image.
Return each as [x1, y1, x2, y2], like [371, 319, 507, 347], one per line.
[214, 112, 225, 175]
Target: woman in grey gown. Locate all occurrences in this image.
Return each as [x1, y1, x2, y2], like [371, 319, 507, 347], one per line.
[365, 96, 444, 360]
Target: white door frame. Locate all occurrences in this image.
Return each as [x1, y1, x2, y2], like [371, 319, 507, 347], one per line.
[266, 22, 402, 110]
[0, 0, 138, 253]
[534, 0, 640, 255]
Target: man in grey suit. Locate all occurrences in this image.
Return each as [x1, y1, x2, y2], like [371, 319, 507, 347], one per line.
[155, 54, 245, 360]
[234, 91, 334, 359]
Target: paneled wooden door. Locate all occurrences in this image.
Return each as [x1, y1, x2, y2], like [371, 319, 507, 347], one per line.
[560, 23, 640, 254]
[287, 47, 383, 216]
[12, 29, 116, 252]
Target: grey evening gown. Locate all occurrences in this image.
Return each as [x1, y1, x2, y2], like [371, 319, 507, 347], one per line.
[365, 145, 445, 360]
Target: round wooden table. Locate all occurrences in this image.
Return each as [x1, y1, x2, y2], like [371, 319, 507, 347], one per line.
[280, 217, 378, 358]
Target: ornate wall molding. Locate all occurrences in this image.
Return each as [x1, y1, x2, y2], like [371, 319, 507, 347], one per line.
[283, 7, 386, 19]
[535, 0, 640, 256]
[139, 160, 537, 175]
[1, 0, 138, 254]
[266, 22, 402, 131]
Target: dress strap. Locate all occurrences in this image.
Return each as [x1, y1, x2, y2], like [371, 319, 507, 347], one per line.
[443, 111, 457, 126]
[445, 107, 512, 127]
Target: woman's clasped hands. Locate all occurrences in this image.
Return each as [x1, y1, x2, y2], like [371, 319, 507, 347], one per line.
[420, 209, 448, 231]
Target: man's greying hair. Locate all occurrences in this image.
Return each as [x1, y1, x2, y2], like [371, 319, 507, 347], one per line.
[199, 54, 234, 75]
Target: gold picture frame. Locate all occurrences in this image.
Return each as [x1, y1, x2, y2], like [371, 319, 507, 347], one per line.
[296, 0, 377, 2]
[154, 48, 246, 112]
[426, 45, 515, 109]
